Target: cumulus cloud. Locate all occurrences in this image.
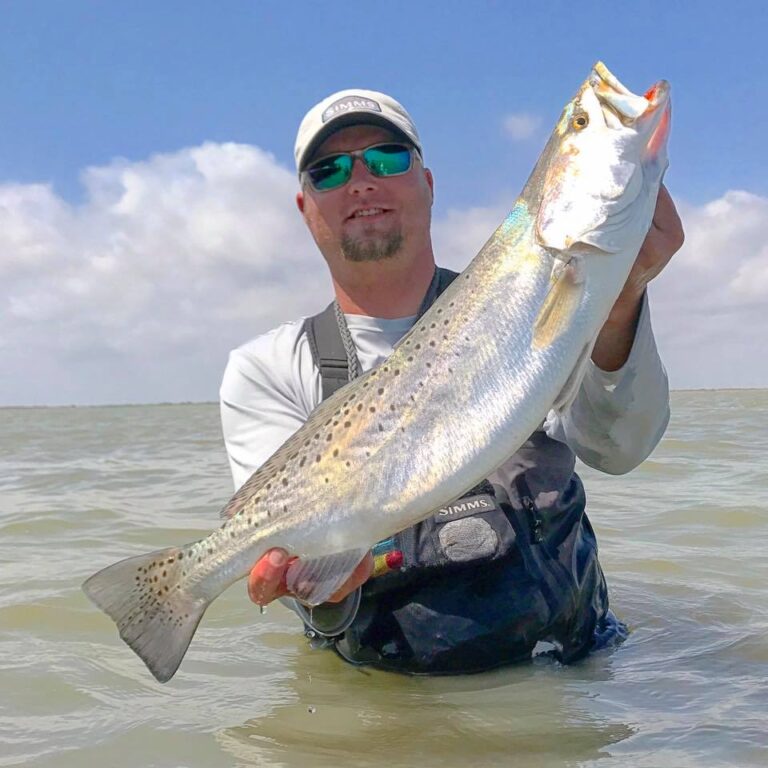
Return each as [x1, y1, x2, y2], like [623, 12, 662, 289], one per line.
[0, 143, 324, 405]
[647, 190, 768, 388]
[502, 112, 541, 141]
[1, 143, 766, 405]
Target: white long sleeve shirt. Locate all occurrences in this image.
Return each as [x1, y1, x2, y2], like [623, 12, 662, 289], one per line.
[220, 294, 670, 496]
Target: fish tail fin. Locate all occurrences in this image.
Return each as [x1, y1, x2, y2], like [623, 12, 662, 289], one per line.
[82, 546, 210, 683]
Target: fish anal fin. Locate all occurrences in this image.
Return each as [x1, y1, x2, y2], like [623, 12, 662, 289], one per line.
[532, 259, 585, 350]
[285, 548, 371, 606]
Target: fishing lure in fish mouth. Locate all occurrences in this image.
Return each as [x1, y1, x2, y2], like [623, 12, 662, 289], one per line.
[83, 62, 671, 683]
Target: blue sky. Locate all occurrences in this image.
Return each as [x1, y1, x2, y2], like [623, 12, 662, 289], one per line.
[2, 1, 767, 405]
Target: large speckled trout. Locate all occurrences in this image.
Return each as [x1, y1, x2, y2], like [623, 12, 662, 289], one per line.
[83, 62, 671, 683]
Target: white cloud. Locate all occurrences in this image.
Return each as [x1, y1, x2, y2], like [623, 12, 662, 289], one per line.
[0, 143, 324, 405]
[502, 112, 541, 141]
[647, 190, 768, 388]
[1, 143, 766, 405]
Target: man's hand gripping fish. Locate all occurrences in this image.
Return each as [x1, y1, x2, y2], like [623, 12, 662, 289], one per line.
[83, 62, 672, 682]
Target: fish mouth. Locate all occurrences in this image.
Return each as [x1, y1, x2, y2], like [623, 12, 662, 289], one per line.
[590, 61, 669, 122]
[590, 61, 671, 159]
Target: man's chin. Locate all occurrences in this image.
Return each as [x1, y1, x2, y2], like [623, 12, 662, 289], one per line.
[341, 232, 404, 263]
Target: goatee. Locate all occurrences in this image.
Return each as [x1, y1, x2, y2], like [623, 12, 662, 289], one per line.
[341, 231, 404, 263]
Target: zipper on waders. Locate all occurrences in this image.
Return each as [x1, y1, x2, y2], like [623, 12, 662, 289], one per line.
[520, 493, 544, 543]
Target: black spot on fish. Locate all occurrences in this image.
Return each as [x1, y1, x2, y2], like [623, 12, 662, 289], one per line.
[426, 362, 432, 368]
[378, 424, 384, 432]
[357, 403, 363, 411]
[325, 477, 329, 483]
[415, 344, 421, 350]
[282, 478, 288, 486]
[299, 457, 306, 467]
[178, 552, 184, 560]
[377, 387, 384, 395]
[394, 369, 400, 376]
[369, 406, 376, 413]
[326, 433, 333, 442]
[390, 404, 396, 411]
[430, 341, 436, 347]
[344, 421, 351, 428]
[316, 455, 321, 463]
[333, 449, 339, 457]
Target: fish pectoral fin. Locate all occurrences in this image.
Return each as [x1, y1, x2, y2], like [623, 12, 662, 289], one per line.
[532, 258, 585, 350]
[285, 547, 371, 606]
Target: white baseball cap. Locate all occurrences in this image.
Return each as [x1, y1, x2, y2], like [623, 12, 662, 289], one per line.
[294, 89, 422, 174]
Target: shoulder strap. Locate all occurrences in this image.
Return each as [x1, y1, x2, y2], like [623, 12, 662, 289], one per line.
[303, 303, 350, 400]
[305, 267, 461, 400]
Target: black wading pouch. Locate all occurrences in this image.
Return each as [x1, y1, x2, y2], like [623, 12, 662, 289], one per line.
[334, 473, 609, 674]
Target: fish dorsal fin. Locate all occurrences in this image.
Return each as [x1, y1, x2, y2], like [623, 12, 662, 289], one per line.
[532, 257, 585, 349]
[285, 547, 371, 606]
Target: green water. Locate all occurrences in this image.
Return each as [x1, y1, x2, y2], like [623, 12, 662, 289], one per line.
[1, 391, 766, 767]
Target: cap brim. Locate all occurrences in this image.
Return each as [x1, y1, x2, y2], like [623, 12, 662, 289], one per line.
[298, 114, 417, 172]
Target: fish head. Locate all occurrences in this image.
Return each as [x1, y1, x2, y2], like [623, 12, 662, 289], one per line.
[533, 61, 671, 255]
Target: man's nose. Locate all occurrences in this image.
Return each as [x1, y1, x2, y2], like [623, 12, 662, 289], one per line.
[346, 157, 378, 194]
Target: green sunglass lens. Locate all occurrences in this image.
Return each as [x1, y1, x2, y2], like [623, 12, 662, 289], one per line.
[363, 145, 412, 176]
[308, 155, 353, 190]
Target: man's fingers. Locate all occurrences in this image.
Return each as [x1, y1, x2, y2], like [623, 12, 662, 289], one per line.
[247, 548, 291, 605]
[248, 549, 374, 606]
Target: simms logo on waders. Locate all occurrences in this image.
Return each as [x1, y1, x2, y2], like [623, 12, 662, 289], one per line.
[435, 495, 495, 523]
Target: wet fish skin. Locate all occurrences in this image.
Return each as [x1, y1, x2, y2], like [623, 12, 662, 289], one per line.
[82, 62, 671, 683]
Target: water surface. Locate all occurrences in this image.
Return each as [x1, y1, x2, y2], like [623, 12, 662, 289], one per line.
[1, 391, 766, 767]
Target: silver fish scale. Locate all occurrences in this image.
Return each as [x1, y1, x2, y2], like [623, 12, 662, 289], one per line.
[205, 210, 582, 577]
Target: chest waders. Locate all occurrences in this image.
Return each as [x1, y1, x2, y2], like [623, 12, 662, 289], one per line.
[298, 267, 622, 674]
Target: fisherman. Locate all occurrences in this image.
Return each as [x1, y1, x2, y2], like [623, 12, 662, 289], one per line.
[219, 89, 684, 672]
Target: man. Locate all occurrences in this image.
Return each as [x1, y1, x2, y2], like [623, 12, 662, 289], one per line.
[220, 89, 683, 672]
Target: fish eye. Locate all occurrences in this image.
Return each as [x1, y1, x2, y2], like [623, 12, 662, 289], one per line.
[572, 113, 589, 130]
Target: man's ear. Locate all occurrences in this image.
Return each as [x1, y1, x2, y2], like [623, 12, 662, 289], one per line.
[296, 190, 305, 214]
[424, 167, 434, 203]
